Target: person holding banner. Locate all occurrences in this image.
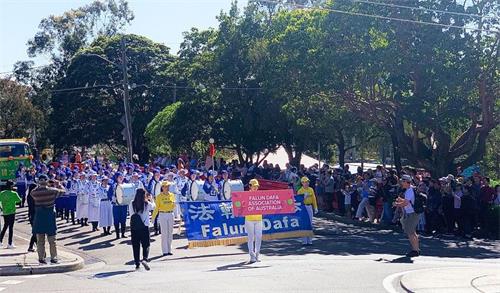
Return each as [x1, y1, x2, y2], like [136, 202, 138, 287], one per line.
[151, 181, 175, 256]
[246, 179, 263, 263]
[297, 177, 318, 245]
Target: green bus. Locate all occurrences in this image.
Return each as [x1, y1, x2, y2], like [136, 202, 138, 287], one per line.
[0, 139, 33, 182]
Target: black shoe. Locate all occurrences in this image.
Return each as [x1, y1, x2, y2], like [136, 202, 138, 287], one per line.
[405, 250, 420, 257]
[39, 259, 47, 264]
[135, 264, 140, 270]
[50, 258, 59, 264]
[141, 260, 150, 271]
[163, 253, 169, 257]
[116, 234, 120, 239]
[143, 258, 150, 263]
[28, 248, 35, 252]
[166, 253, 173, 256]
[121, 234, 127, 238]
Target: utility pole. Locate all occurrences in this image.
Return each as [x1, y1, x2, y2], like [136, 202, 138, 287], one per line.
[121, 37, 134, 163]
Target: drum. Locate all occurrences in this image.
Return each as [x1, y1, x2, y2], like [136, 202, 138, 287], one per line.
[116, 183, 136, 205]
[222, 180, 244, 200]
[190, 180, 207, 201]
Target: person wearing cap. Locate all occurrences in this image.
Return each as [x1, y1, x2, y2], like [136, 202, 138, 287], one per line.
[165, 172, 180, 220]
[394, 175, 420, 257]
[297, 176, 318, 245]
[30, 175, 66, 264]
[110, 173, 128, 239]
[219, 170, 232, 200]
[152, 181, 176, 256]
[246, 179, 263, 263]
[184, 170, 199, 201]
[76, 173, 89, 227]
[98, 176, 113, 235]
[175, 169, 189, 217]
[147, 169, 162, 235]
[130, 172, 145, 190]
[87, 172, 101, 232]
[203, 171, 220, 201]
[0, 180, 22, 248]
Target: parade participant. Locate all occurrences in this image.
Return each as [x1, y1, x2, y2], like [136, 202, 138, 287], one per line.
[65, 172, 78, 224]
[152, 181, 175, 256]
[30, 175, 65, 264]
[87, 172, 101, 232]
[98, 177, 113, 235]
[130, 172, 145, 190]
[220, 170, 231, 200]
[394, 175, 420, 257]
[203, 171, 220, 201]
[15, 163, 27, 207]
[110, 173, 128, 239]
[27, 181, 38, 252]
[129, 188, 155, 270]
[183, 170, 198, 201]
[297, 176, 318, 245]
[174, 169, 189, 220]
[147, 169, 162, 234]
[245, 179, 263, 263]
[0, 181, 22, 248]
[76, 173, 89, 226]
[147, 169, 162, 198]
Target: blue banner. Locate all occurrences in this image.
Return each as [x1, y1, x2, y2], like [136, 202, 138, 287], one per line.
[180, 195, 313, 248]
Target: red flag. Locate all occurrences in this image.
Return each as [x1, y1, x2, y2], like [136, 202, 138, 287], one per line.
[209, 143, 216, 157]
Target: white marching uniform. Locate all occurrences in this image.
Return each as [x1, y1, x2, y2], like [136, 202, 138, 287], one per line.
[175, 176, 188, 218]
[87, 180, 101, 222]
[131, 180, 145, 191]
[168, 180, 181, 219]
[98, 185, 113, 228]
[76, 180, 89, 219]
[149, 179, 162, 199]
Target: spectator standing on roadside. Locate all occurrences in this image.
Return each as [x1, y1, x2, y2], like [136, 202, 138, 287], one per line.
[0, 181, 22, 248]
[30, 175, 66, 264]
[394, 175, 420, 257]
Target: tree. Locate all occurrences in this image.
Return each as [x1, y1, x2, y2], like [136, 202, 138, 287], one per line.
[49, 34, 175, 161]
[323, 0, 499, 176]
[0, 79, 44, 139]
[12, 0, 134, 148]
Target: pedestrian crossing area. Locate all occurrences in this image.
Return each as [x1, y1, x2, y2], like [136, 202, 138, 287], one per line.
[0, 275, 45, 291]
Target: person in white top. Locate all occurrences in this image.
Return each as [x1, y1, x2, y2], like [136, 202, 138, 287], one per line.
[394, 175, 420, 257]
[129, 188, 155, 271]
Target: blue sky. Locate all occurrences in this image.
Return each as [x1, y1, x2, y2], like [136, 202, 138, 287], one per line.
[0, 0, 248, 73]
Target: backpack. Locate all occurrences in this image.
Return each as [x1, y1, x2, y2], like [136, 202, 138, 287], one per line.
[130, 212, 146, 231]
[411, 189, 427, 214]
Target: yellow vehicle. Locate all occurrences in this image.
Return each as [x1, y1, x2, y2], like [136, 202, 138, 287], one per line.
[0, 138, 33, 181]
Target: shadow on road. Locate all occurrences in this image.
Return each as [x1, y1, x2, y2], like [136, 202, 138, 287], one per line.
[243, 219, 500, 260]
[93, 270, 135, 278]
[212, 261, 271, 271]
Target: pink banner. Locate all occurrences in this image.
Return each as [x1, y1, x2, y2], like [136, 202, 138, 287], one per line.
[231, 189, 296, 217]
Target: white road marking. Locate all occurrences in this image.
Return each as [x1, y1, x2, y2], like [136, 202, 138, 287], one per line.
[0, 280, 23, 285]
[382, 270, 414, 293]
[0, 287, 5, 292]
[22, 275, 46, 279]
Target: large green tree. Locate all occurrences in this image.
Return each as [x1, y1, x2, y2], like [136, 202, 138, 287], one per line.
[50, 34, 175, 161]
[0, 79, 44, 139]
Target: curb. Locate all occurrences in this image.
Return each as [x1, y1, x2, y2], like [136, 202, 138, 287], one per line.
[0, 252, 84, 276]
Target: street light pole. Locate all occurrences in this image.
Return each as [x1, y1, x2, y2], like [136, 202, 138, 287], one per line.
[120, 37, 134, 163]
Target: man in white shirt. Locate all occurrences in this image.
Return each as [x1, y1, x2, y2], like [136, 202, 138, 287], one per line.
[395, 175, 420, 257]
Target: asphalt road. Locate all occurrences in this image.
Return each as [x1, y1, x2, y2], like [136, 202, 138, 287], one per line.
[2, 207, 499, 293]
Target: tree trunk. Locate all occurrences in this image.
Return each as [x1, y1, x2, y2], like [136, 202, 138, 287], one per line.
[390, 132, 402, 176]
[335, 128, 346, 167]
[284, 144, 302, 167]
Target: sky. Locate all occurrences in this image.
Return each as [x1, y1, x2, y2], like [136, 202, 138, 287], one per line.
[0, 0, 248, 74]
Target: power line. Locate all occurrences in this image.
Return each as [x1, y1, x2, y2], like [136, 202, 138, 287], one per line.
[351, 0, 495, 19]
[0, 64, 52, 76]
[255, 0, 499, 34]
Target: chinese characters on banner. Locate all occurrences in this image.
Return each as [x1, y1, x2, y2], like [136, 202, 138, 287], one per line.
[231, 189, 296, 217]
[180, 196, 313, 248]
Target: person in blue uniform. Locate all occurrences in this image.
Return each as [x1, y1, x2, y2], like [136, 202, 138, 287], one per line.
[203, 171, 220, 201]
[110, 172, 128, 239]
[15, 163, 27, 207]
[98, 176, 113, 236]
